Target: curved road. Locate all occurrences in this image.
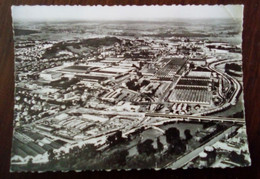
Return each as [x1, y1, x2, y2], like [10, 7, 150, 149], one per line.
[197, 59, 242, 116]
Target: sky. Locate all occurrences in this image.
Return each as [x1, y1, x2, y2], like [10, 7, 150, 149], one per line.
[12, 5, 243, 22]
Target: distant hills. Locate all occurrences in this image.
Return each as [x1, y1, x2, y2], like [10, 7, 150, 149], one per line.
[14, 29, 39, 36]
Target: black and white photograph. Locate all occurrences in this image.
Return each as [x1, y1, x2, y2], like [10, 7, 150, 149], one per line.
[10, 5, 251, 172]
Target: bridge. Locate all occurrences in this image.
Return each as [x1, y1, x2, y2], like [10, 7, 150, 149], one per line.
[144, 126, 165, 134]
[145, 112, 245, 124]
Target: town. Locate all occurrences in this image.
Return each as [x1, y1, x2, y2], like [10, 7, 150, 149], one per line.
[11, 20, 250, 171]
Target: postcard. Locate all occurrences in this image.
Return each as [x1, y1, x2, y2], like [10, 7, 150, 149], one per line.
[10, 5, 251, 172]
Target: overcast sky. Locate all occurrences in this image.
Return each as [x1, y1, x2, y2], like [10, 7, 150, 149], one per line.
[12, 5, 243, 22]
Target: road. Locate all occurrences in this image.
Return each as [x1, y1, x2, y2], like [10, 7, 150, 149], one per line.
[152, 75, 181, 111]
[199, 59, 242, 116]
[165, 125, 239, 169]
[150, 57, 242, 119]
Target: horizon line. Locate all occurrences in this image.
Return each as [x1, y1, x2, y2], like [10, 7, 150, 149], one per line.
[13, 17, 242, 23]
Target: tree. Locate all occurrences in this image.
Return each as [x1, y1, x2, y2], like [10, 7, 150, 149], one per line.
[184, 129, 192, 141]
[165, 127, 180, 145]
[126, 153, 156, 169]
[190, 62, 195, 69]
[113, 150, 129, 166]
[107, 131, 124, 146]
[229, 151, 247, 165]
[167, 140, 186, 155]
[137, 139, 156, 156]
[107, 135, 115, 146]
[233, 111, 244, 118]
[27, 158, 33, 169]
[78, 99, 85, 107]
[156, 138, 164, 152]
[48, 150, 55, 161]
[84, 144, 98, 158]
[141, 80, 150, 87]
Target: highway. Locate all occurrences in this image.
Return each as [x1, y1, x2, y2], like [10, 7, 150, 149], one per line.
[145, 112, 245, 124]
